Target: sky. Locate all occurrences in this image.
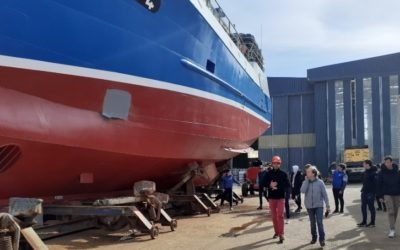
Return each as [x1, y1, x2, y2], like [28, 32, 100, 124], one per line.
[218, 0, 400, 77]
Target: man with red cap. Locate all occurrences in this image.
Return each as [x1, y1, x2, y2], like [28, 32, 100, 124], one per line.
[264, 155, 290, 243]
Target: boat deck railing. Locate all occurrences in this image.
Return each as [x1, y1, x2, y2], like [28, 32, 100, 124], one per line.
[205, 0, 264, 70]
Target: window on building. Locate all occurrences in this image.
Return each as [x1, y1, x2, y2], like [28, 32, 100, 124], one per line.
[363, 78, 373, 160]
[350, 80, 357, 141]
[335, 80, 345, 162]
[390, 75, 400, 161]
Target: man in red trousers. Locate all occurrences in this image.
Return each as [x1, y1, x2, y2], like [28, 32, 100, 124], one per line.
[264, 156, 290, 243]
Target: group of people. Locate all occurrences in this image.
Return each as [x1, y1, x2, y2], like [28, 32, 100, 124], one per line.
[255, 155, 400, 247]
[217, 155, 400, 246]
[255, 156, 330, 246]
[358, 156, 400, 238]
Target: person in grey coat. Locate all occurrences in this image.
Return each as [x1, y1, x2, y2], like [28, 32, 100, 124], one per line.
[301, 166, 330, 247]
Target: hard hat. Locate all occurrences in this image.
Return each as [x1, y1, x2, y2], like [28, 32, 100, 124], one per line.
[272, 156, 282, 164]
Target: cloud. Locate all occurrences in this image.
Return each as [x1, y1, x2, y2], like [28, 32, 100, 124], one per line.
[217, 0, 400, 76]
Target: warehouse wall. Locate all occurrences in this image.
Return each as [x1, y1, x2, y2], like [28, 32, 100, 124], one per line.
[309, 52, 400, 166]
[259, 77, 316, 173]
[258, 53, 400, 176]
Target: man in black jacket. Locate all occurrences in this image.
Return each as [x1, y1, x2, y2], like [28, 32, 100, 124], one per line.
[264, 156, 290, 243]
[377, 156, 400, 238]
[357, 160, 377, 227]
[257, 164, 268, 210]
[290, 165, 304, 213]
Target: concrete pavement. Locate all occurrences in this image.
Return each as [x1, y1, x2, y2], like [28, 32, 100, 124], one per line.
[47, 184, 400, 250]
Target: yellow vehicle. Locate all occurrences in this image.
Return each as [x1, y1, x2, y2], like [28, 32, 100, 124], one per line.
[344, 146, 370, 181]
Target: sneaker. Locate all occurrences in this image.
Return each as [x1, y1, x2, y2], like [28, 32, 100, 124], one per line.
[273, 233, 278, 239]
[333, 209, 339, 213]
[366, 223, 375, 228]
[377, 207, 383, 211]
[295, 208, 302, 213]
[388, 230, 395, 238]
[320, 241, 326, 247]
[230, 207, 233, 211]
[279, 235, 284, 243]
[310, 240, 317, 245]
[357, 222, 367, 227]
[257, 206, 262, 210]
[285, 219, 290, 224]
[339, 210, 344, 214]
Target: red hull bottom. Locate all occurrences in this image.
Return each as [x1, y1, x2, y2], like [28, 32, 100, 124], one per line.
[0, 65, 269, 203]
[0, 136, 196, 203]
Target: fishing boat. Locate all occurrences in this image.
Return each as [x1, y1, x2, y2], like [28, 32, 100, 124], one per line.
[0, 0, 271, 202]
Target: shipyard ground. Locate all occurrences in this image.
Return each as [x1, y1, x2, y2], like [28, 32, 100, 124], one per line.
[47, 184, 399, 250]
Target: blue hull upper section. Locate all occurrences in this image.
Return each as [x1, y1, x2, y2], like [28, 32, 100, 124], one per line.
[0, 0, 271, 122]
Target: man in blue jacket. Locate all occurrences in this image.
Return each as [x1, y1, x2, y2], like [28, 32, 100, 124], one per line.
[332, 163, 348, 213]
[220, 170, 239, 210]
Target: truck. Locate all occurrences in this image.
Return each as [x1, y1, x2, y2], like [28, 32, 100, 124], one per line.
[343, 146, 370, 182]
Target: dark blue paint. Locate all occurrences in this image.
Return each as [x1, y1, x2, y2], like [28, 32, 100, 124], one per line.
[303, 148, 316, 167]
[314, 82, 329, 174]
[372, 77, 382, 161]
[381, 76, 391, 156]
[273, 148, 289, 172]
[327, 81, 336, 164]
[288, 96, 302, 134]
[355, 78, 365, 146]
[343, 79, 352, 147]
[308, 53, 400, 82]
[272, 96, 288, 135]
[268, 77, 313, 96]
[302, 94, 315, 133]
[288, 148, 303, 170]
[0, 0, 271, 121]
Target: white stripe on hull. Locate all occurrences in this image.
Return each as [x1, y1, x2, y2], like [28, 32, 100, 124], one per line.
[0, 55, 270, 125]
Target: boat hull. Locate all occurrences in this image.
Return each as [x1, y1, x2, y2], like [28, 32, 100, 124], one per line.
[0, 65, 268, 199]
[0, 0, 271, 201]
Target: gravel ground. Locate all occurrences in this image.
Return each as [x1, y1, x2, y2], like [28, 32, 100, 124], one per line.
[47, 184, 400, 250]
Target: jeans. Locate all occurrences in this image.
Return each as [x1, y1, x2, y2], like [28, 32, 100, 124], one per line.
[361, 192, 376, 224]
[307, 207, 325, 242]
[333, 188, 344, 212]
[269, 199, 285, 236]
[385, 195, 400, 230]
[220, 188, 233, 208]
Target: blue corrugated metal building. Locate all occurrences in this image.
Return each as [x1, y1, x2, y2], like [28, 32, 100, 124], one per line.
[259, 52, 400, 175]
[259, 77, 315, 173]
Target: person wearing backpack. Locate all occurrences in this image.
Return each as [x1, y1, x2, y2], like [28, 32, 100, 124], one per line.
[332, 163, 348, 213]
